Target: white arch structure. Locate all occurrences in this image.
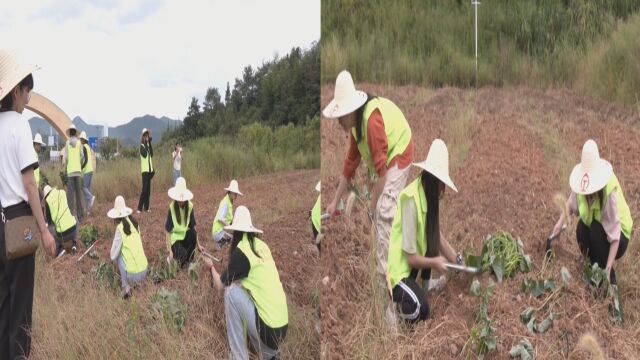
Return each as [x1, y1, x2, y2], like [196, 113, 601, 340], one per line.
[25, 91, 71, 141]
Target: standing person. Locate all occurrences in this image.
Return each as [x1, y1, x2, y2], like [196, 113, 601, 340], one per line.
[62, 124, 85, 223]
[211, 180, 243, 250]
[108, 196, 148, 299]
[172, 143, 182, 186]
[165, 177, 198, 267]
[550, 139, 633, 285]
[137, 128, 154, 213]
[32, 133, 45, 189]
[0, 49, 56, 358]
[310, 181, 321, 252]
[323, 70, 414, 291]
[43, 185, 78, 255]
[387, 139, 462, 324]
[203, 206, 288, 359]
[79, 131, 95, 213]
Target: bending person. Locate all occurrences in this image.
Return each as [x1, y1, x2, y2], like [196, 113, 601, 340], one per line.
[43, 185, 78, 255]
[211, 180, 242, 250]
[165, 177, 197, 267]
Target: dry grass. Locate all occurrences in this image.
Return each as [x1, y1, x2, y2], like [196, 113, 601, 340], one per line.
[445, 92, 476, 171]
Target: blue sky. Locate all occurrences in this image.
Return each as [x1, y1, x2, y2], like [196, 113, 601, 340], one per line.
[2, 0, 320, 126]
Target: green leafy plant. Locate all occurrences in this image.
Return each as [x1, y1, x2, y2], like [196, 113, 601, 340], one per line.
[93, 261, 119, 291]
[79, 225, 99, 247]
[469, 232, 531, 282]
[464, 279, 497, 357]
[151, 287, 186, 333]
[509, 339, 534, 360]
[188, 261, 199, 284]
[149, 254, 179, 284]
[59, 170, 68, 187]
[521, 278, 556, 298]
[520, 307, 555, 333]
[584, 263, 624, 325]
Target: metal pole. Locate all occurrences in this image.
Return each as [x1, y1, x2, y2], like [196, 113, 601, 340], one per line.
[472, 1, 480, 87]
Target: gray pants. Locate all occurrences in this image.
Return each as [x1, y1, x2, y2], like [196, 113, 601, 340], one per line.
[82, 172, 93, 209]
[66, 176, 84, 222]
[225, 284, 279, 360]
[172, 169, 181, 186]
[116, 256, 147, 291]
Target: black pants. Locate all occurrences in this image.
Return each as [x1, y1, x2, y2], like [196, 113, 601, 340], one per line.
[137, 172, 154, 212]
[392, 277, 429, 324]
[576, 220, 629, 285]
[0, 203, 36, 359]
[171, 228, 197, 268]
[310, 220, 320, 253]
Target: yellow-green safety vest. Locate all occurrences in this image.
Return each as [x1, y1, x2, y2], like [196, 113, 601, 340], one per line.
[66, 142, 82, 175]
[311, 194, 321, 233]
[351, 97, 412, 174]
[211, 194, 233, 235]
[118, 218, 148, 274]
[387, 178, 427, 288]
[82, 143, 94, 175]
[45, 188, 77, 234]
[237, 235, 288, 328]
[577, 174, 633, 240]
[170, 201, 193, 245]
[140, 143, 153, 173]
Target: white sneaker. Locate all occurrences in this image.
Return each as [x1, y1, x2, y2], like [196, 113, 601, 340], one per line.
[136, 210, 141, 214]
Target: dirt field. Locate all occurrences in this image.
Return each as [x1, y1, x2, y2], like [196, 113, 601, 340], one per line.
[32, 169, 320, 358]
[321, 85, 640, 359]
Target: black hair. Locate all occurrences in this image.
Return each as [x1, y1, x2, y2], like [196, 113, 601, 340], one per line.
[353, 93, 375, 143]
[0, 74, 34, 112]
[172, 201, 187, 226]
[421, 170, 441, 258]
[115, 215, 140, 236]
[229, 231, 261, 259]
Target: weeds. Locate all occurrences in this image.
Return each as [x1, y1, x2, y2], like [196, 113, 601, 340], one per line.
[509, 339, 534, 360]
[151, 287, 186, 334]
[79, 225, 99, 247]
[466, 232, 531, 283]
[93, 261, 119, 291]
[149, 253, 179, 284]
[584, 263, 624, 325]
[464, 279, 497, 357]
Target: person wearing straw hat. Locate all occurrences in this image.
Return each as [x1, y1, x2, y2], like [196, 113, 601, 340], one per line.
[108, 196, 148, 299]
[550, 139, 633, 285]
[32, 133, 46, 189]
[137, 128, 154, 213]
[43, 185, 78, 255]
[61, 124, 85, 222]
[211, 180, 243, 250]
[202, 206, 288, 359]
[310, 181, 321, 252]
[0, 49, 57, 358]
[323, 70, 414, 291]
[79, 131, 96, 212]
[165, 177, 198, 267]
[387, 139, 462, 324]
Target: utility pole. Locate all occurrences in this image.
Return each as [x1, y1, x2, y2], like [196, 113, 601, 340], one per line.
[472, 0, 480, 87]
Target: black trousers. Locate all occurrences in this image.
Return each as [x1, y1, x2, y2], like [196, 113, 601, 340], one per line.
[576, 220, 629, 285]
[392, 277, 429, 324]
[137, 171, 154, 212]
[171, 228, 197, 268]
[310, 220, 320, 252]
[0, 203, 35, 359]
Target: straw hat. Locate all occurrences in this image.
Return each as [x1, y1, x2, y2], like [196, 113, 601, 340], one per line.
[224, 206, 262, 234]
[569, 139, 613, 195]
[322, 70, 368, 119]
[107, 195, 133, 219]
[224, 180, 243, 195]
[315, 181, 321, 192]
[43, 185, 53, 198]
[66, 124, 77, 137]
[168, 177, 193, 201]
[0, 49, 40, 102]
[413, 139, 458, 192]
[79, 131, 88, 141]
[140, 128, 149, 137]
[33, 133, 45, 145]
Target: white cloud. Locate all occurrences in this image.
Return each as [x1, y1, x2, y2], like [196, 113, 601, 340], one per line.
[2, 0, 320, 126]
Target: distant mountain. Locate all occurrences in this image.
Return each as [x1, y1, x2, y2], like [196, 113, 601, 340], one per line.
[28, 115, 181, 147]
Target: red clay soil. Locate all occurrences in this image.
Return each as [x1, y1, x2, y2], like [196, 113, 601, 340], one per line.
[47, 169, 320, 356]
[321, 85, 640, 359]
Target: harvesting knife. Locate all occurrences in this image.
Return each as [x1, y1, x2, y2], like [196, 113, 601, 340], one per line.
[444, 263, 481, 274]
[201, 250, 222, 263]
[545, 224, 567, 252]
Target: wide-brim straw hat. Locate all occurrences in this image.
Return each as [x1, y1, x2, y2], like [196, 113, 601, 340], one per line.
[107, 195, 133, 219]
[315, 181, 321, 192]
[569, 139, 613, 195]
[413, 138, 458, 192]
[33, 133, 45, 145]
[141, 128, 149, 137]
[224, 179, 243, 195]
[43, 185, 52, 198]
[168, 177, 194, 201]
[79, 131, 88, 141]
[322, 70, 367, 119]
[225, 206, 263, 234]
[66, 124, 77, 137]
[0, 49, 40, 102]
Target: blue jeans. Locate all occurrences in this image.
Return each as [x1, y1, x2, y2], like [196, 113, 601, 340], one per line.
[116, 256, 147, 291]
[225, 284, 279, 360]
[82, 172, 93, 207]
[172, 169, 181, 186]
